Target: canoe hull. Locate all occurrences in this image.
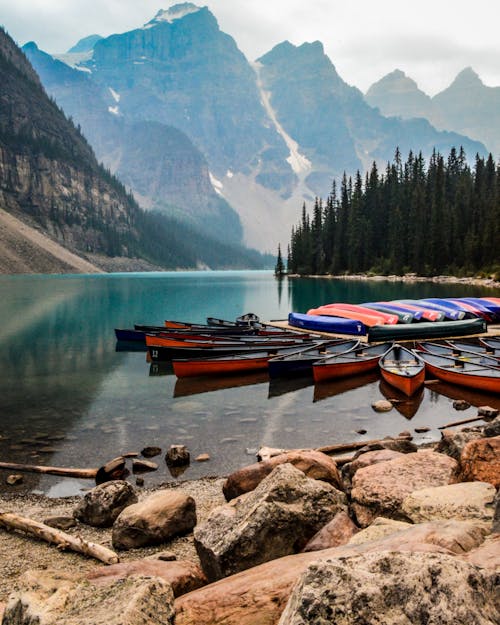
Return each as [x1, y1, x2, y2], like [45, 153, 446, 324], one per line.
[289, 312, 366, 335]
[423, 360, 500, 394]
[313, 356, 381, 383]
[379, 346, 425, 396]
[173, 355, 271, 378]
[367, 318, 487, 342]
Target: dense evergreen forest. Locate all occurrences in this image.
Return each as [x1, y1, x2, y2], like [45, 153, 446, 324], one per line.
[284, 148, 499, 278]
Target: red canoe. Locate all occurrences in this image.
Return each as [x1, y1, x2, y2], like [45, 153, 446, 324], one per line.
[319, 303, 399, 325]
[312, 342, 392, 383]
[379, 344, 425, 396]
[308, 306, 387, 328]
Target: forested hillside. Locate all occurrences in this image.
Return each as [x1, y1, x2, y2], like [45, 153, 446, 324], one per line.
[287, 148, 499, 277]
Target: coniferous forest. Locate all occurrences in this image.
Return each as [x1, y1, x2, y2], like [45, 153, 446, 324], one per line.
[285, 148, 500, 278]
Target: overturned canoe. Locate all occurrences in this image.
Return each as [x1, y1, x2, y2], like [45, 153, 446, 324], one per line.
[367, 318, 487, 342]
[288, 312, 366, 336]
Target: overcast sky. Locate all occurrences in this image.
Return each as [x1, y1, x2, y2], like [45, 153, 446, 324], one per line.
[1, 0, 499, 95]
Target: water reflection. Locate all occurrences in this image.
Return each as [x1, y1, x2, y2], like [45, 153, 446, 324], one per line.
[378, 379, 424, 419]
[0, 272, 498, 495]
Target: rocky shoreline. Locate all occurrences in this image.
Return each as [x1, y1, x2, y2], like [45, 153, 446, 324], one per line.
[287, 272, 500, 289]
[0, 415, 499, 624]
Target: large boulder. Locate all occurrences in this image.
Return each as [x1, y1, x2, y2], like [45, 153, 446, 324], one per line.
[195, 463, 347, 581]
[277, 551, 499, 625]
[175, 520, 486, 625]
[222, 450, 343, 501]
[402, 481, 496, 524]
[112, 489, 196, 550]
[301, 511, 358, 552]
[435, 427, 484, 460]
[2, 570, 175, 625]
[350, 450, 459, 526]
[87, 558, 207, 597]
[460, 534, 500, 570]
[348, 517, 412, 545]
[460, 436, 500, 487]
[342, 449, 404, 490]
[73, 480, 138, 527]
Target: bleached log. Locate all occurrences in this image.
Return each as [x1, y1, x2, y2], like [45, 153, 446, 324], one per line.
[0, 511, 119, 565]
[0, 461, 97, 478]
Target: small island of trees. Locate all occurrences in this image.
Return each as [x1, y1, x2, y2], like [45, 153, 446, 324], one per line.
[282, 148, 499, 278]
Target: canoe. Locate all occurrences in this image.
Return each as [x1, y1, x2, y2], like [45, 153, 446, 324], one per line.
[379, 344, 426, 396]
[236, 312, 260, 325]
[147, 338, 319, 361]
[417, 341, 500, 367]
[319, 303, 399, 325]
[480, 337, 500, 354]
[312, 342, 392, 383]
[367, 318, 487, 342]
[308, 306, 386, 327]
[389, 301, 444, 322]
[288, 312, 366, 336]
[456, 298, 500, 319]
[361, 303, 415, 324]
[415, 350, 500, 394]
[172, 345, 304, 378]
[422, 299, 477, 319]
[146, 334, 312, 350]
[374, 302, 424, 321]
[445, 340, 500, 362]
[268, 339, 360, 378]
[447, 299, 493, 322]
[409, 300, 464, 321]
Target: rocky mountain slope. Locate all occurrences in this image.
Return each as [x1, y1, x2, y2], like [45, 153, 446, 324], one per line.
[21, 3, 489, 253]
[366, 67, 500, 157]
[0, 27, 268, 273]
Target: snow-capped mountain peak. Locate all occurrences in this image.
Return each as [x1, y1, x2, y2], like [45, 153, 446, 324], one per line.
[145, 3, 201, 27]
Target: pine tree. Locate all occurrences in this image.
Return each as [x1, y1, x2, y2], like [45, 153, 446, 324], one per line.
[274, 243, 285, 276]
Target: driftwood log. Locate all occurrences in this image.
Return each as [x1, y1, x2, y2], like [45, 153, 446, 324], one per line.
[0, 512, 119, 564]
[437, 415, 485, 429]
[257, 435, 413, 462]
[0, 456, 128, 484]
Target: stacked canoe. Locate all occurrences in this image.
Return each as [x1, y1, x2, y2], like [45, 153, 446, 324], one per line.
[289, 297, 500, 340]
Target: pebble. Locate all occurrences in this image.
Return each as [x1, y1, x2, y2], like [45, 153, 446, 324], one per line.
[6, 474, 23, 486]
[195, 453, 210, 462]
[414, 426, 431, 433]
[355, 429, 367, 435]
[453, 399, 470, 411]
[372, 400, 393, 412]
[141, 446, 162, 458]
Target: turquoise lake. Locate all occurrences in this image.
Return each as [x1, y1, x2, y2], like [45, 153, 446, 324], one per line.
[1, 270, 499, 496]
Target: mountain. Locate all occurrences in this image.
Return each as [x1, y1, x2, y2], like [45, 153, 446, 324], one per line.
[366, 67, 500, 157]
[365, 69, 434, 120]
[23, 41, 243, 245]
[257, 42, 486, 191]
[0, 28, 268, 273]
[68, 34, 103, 53]
[21, 4, 489, 254]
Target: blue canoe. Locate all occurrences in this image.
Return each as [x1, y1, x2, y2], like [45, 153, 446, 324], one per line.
[288, 312, 367, 336]
[368, 302, 424, 321]
[410, 299, 465, 321]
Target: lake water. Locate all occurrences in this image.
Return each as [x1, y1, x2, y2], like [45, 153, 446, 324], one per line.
[1, 270, 499, 497]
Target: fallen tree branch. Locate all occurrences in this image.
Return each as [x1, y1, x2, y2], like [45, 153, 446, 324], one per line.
[315, 435, 412, 455]
[0, 461, 97, 478]
[438, 415, 485, 430]
[0, 512, 119, 565]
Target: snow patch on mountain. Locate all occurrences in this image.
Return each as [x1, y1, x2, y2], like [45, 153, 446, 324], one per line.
[145, 3, 201, 28]
[252, 61, 311, 176]
[108, 105, 119, 115]
[209, 172, 223, 194]
[109, 87, 120, 103]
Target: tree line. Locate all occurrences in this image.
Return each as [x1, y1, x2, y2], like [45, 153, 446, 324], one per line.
[282, 148, 499, 278]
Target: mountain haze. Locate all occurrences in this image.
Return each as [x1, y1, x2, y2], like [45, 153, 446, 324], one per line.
[0, 28, 268, 273]
[9, 3, 493, 256]
[366, 68, 500, 157]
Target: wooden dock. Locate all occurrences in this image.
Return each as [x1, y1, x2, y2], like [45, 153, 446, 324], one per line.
[267, 320, 500, 343]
